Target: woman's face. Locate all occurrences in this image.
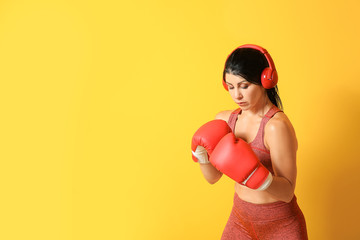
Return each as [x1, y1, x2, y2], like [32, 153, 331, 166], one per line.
[224, 73, 267, 110]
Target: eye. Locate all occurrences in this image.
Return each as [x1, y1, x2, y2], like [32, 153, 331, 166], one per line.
[241, 85, 248, 89]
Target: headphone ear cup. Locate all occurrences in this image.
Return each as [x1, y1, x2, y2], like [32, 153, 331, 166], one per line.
[261, 68, 278, 89]
[222, 79, 229, 91]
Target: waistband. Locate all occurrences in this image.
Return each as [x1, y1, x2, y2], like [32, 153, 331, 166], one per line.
[232, 192, 302, 222]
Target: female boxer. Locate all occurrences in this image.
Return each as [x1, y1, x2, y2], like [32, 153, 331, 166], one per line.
[191, 45, 308, 239]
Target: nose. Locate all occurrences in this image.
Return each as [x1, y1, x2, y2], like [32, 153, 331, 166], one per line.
[234, 89, 243, 100]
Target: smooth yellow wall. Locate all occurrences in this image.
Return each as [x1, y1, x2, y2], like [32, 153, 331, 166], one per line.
[1, 0, 359, 239]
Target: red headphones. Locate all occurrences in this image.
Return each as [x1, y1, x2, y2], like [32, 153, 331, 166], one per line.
[222, 44, 278, 90]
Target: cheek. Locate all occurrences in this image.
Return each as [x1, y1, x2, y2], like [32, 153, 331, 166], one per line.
[229, 91, 237, 99]
[247, 88, 262, 101]
[246, 89, 256, 99]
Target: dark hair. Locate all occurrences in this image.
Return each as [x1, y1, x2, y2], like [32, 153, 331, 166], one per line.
[223, 48, 283, 110]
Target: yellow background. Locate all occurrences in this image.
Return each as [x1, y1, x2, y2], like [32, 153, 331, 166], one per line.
[0, 0, 359, 239]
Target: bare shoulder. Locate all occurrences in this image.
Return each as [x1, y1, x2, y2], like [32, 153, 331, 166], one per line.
[214, 109, 234, 121]
[265, 112, 298, 150]
[266, 112, 294, 131]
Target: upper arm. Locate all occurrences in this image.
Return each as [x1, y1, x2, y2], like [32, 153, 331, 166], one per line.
[265, 115, 298, 189]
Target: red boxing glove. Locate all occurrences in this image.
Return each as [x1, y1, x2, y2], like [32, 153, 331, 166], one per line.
[210, 133, 273, 190]
[191, 120, 232, 164]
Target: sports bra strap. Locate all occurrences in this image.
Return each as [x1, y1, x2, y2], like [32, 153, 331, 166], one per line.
[227, 108, 241, 132]
[265, 105, 283, 119]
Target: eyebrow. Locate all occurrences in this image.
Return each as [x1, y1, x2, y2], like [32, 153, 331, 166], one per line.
[225, 80, 247, 85]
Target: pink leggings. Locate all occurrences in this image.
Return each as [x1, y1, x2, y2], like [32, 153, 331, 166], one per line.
[221, 193, 308, 240]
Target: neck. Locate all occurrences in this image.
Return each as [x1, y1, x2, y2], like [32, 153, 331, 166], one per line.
[242, 98, 273, 118]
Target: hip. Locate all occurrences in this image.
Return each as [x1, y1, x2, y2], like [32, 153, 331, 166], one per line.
[234, 192, 303, 221]
[222, 192, 308, 239]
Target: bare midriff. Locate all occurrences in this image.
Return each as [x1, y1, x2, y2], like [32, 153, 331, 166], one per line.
[235, 182, 279, 204]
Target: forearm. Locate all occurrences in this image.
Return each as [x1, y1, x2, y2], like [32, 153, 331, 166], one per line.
[265, 176, 295, 203]
[199, 163, 223, 184]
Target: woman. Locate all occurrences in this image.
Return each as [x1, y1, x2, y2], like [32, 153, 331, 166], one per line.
[192, 45, 308, 239]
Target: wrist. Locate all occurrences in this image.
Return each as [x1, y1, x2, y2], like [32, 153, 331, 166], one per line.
[192, 146, 210, 164]
[255, 172, 273, 191]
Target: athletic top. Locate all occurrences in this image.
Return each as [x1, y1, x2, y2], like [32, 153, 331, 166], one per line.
[227, 105, 283, 175]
